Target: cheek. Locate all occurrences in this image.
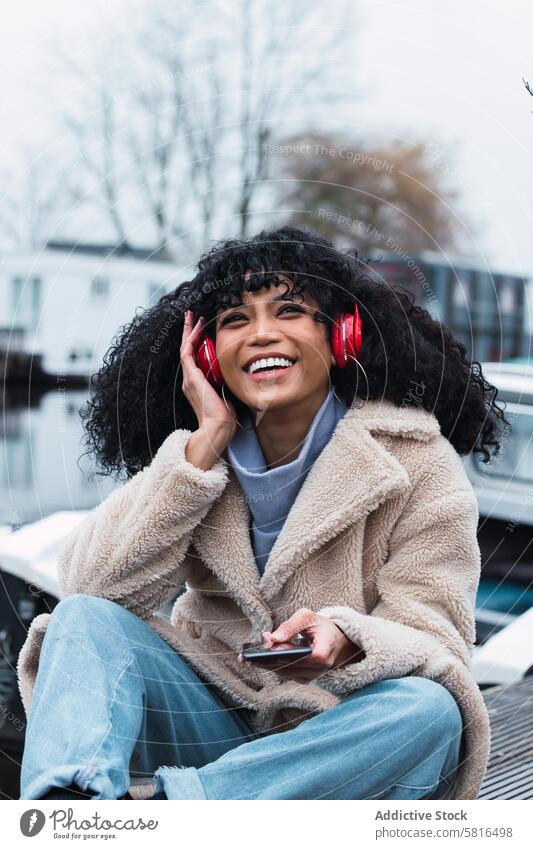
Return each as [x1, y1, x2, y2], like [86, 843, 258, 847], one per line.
[215, 337, 241, 370]
[300, 333, 333, 368]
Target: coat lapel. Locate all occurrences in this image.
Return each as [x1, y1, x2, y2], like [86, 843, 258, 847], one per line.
[193, 398, 441, 626]
[192, 468, 271, 631]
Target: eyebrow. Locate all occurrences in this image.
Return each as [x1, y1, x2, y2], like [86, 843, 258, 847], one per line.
[216, 294, 301, 321]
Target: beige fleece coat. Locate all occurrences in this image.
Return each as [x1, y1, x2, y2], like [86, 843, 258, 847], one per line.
[16, 398, 490, 800]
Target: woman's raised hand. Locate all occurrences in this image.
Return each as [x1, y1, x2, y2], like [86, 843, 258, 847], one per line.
[180, 309, 238, 441]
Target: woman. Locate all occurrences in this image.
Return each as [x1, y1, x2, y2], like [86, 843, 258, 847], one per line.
[17, 225, 509, 801]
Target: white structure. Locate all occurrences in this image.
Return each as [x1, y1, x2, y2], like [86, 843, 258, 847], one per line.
[0, 510, 88, 597]
[0, 241, 187, 377]
[472, 608, 533, 685]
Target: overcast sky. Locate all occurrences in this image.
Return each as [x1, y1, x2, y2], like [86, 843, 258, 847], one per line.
[1, 0, 532, 275]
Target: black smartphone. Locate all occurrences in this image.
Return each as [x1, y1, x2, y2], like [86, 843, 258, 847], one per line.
[241, 643, 312, 664]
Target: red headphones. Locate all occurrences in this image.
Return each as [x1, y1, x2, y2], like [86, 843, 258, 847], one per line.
[193, 304, 363, 389]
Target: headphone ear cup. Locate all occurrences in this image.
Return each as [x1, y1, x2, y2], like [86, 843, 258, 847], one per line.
[331, 313, 345, 369]
[353, 304, 363, 358]
[193, 334, 224, 388]
[345, 304, 363, 360]
[331, 305, 363, 368]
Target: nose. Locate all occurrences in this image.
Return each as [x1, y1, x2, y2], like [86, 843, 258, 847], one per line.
[246, 311, 284, 342]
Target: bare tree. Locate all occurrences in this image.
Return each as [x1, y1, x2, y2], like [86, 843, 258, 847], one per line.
[63, 87, 133, 250]
[234, 0, 334, 236]
[125, 6, 228, 254]
[523, 76, 533, 108]
[271, 131, 466, 256]
[0, 145, 79, 250]
[42, 0, 355, 258]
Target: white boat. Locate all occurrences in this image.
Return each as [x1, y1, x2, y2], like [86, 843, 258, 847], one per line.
[0, 511, 88, 598]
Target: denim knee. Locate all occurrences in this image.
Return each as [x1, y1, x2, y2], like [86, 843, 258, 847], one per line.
[404, 676, 462, 739]
[49, 593, 135, 635]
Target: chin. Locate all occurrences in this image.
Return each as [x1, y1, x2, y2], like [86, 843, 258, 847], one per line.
[246, 389, 307, 413]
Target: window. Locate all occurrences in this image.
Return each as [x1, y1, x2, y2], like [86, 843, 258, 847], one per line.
[91, 276, 110, 298]
[11, 277, 21, 311]
[10, 276, 41, 330]
[452, 275, 471, 309]
[498, 281, 515, 315]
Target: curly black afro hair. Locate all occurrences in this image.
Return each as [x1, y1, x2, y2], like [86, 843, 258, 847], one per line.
[80, 224, 511, 480]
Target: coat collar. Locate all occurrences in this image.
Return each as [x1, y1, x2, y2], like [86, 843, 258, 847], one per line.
[192, 398, 441, 632]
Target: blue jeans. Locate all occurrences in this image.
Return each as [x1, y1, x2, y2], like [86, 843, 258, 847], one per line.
[19, 594, 462, 800]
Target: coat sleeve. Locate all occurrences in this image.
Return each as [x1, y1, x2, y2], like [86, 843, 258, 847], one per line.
[57, 428, 230, 619]
[316, 435, 481, 697]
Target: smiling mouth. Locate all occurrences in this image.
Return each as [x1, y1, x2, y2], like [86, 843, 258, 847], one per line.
[244, 362, 297, 381]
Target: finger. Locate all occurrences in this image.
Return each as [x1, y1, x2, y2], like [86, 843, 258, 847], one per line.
[181, 312, 204, 347]
[182, 309, 193, 335]
[181, 316, 206, 366]
[269, 609, 317, 643]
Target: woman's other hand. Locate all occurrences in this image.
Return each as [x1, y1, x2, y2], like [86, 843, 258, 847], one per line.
[238, 608, 366, 683]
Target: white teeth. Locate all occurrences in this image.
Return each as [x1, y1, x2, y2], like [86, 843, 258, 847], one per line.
[247, 357, 294, 374]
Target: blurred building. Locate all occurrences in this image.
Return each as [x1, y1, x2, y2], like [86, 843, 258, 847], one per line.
[1, 242, 531, 379]
[0, 240, 183, 379]
[367, 250, 531, 363]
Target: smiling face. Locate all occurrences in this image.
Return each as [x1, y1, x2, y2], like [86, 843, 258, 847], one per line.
[214, 274, 336, 415]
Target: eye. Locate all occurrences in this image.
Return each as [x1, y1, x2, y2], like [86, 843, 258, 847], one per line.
[219, 312, 246, 326]
[279, 304, 304, 315]
[219, 304, 304, 326]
